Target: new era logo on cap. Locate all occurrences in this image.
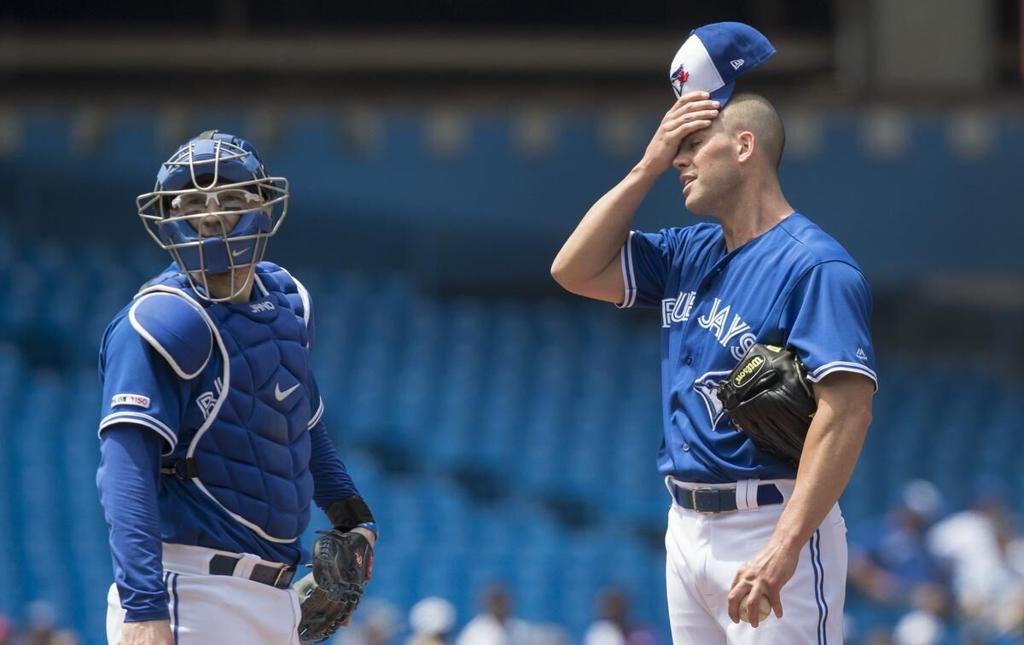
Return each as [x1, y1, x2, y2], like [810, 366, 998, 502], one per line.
[667, 22, 775, 105]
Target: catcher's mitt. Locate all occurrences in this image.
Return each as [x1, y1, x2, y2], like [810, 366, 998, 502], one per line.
[296, 529, 374, 642]
[716, 344, 817, 466]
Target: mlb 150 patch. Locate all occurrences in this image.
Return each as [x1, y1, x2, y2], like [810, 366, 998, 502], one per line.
[111, 393, 151, 409]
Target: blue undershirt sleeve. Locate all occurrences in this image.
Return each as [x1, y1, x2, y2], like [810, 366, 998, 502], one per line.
[309, 421, 359, 509]
[96, 424, 168, 622]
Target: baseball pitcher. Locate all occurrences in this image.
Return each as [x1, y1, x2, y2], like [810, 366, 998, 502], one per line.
[552, 23, 876, 644]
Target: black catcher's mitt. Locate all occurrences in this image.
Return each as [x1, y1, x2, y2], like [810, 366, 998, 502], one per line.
[296, 529, 374, 642]
[716, 344, 817, 466]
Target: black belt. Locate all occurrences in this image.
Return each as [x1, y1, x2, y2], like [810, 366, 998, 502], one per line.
[671, 483, 783, 513]
[208, 554, 295, 589]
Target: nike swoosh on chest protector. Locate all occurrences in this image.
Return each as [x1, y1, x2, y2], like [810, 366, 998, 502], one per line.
[274, 383, 300, 401]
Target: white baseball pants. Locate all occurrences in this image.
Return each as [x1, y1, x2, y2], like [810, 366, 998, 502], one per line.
[664, 479, 847, 644]
[106, 543, 302, 645]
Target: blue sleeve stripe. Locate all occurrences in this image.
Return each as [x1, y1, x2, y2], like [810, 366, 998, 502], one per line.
[99, 412, 177, 455]
[616, 231, 638, 309]
[307, 398, 325, 429]
[807, 361, 878, 390]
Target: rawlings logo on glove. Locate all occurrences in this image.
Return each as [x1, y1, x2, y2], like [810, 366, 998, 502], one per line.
[716, 344, 817, 466]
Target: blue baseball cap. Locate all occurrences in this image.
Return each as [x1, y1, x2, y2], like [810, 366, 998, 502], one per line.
[668, 22, 776, 106]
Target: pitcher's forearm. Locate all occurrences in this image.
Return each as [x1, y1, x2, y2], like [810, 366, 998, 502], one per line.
[551, 163, 661, 286]
[771, 379, 872, 551]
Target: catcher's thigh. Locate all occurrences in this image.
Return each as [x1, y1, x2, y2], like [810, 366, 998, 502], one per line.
[106, 544, 302, 645]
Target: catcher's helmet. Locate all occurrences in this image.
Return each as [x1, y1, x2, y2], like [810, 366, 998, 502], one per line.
[136, 130, 289, 301]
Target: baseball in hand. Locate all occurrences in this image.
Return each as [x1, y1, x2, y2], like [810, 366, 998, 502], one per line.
[740, 595, 772, 623]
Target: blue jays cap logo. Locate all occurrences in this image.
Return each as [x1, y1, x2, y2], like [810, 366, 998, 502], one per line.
[671, 65, 690, 86]
[667, 22, 776, 105]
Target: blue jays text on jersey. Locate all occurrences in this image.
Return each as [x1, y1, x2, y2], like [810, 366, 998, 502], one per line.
[617, 212, 877, 483]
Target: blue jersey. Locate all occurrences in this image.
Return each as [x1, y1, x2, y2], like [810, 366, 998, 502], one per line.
[97, 263, 351, 566]
[618, 212, 877, 483]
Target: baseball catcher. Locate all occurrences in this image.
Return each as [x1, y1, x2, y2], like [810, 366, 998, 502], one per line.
[716, 344, 817, 466]
[98, 130, 379, 645]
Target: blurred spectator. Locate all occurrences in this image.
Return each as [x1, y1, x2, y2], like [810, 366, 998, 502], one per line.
[527, 624, 572, 644]
[333, 598, 402, 644]
[928, 479, 1024, 641]
[455, 585, 532, 645]
[22, 601, 79, 645]
[25, 600, 57, 645]
[848, 480, 951, 644]
[407, 597, 456, 645]
[892, 609, 945, 645]
[0, 614, 10, 645]
[584, 588, 656, 645]
[849, 480, 950, 609]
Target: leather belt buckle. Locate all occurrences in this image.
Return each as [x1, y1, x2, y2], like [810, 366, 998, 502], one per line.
[687, 487, 717, 513]
[696, 487, 719, 513]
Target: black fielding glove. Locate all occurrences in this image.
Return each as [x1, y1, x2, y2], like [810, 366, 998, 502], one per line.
[716, 344, 817, 466]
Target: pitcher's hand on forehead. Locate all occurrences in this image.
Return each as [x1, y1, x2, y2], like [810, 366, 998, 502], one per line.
[640, 91, 720, 174]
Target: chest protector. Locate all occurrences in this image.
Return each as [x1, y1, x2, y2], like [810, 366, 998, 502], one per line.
[136, 263, 316, 543]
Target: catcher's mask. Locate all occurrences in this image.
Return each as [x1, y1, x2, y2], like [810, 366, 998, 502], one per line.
[136, 130, 289, 302]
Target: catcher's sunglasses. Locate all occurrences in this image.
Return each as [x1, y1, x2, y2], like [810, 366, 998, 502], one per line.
[170, 188, 264, 217]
